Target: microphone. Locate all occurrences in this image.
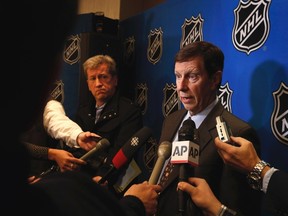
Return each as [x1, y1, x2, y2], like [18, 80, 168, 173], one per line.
[148, 141, 172, 184]
[98, 126, 152, 184]
[80, 138, 110, 161]
[171, 118, 199, 214]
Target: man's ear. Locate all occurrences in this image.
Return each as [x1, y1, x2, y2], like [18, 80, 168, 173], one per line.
[212, 70, 222, 89]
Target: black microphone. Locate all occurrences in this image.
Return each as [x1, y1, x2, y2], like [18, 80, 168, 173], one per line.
[37, 138, 110, 178]
[80, 138, 110, 161]
[176, 118, 196, 214]
[98, 126, 152, 184]
[148, 141, 172, 184]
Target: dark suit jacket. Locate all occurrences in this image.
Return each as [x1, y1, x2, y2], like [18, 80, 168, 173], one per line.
[73, 90, 143, 193]
[266, 170, 288, 215]
[156, 101, 262, 216]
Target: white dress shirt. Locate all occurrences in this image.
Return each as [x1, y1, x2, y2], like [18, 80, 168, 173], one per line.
[43, 100, 83, 148]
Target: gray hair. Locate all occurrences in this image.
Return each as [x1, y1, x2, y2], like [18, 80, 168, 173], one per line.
[83, 55, 117, 78]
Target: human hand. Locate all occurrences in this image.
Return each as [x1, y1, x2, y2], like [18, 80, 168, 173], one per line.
[92, 175, 108, 187]
[178, 177, 221, 216]
[214, 136, 260, 173]
[48, 148, 86, 172]
[28, 175, 41, 184]
[124, 181, 161, 216]
[77, 131, 101, 151]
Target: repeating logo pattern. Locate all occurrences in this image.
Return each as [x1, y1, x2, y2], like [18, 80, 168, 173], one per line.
[63, 35, 81, 65]
[50, 80, 64, 104]
[135, 83, 148, 115]
[218, 82, 233, 113]
[271, 82, 288, 146]
[232, 0, 271, 55]
[143, 136, 158, 171]
[123, 36, 136, 66]
[180, 14, 204, 48]
[147, 27, 163, 64]
[162, 83, 181, 117]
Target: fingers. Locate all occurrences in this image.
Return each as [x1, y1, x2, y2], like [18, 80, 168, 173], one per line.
[178, 181, 192, 193]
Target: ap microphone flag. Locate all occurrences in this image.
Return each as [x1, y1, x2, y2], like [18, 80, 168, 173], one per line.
[170, 140, 199, 166]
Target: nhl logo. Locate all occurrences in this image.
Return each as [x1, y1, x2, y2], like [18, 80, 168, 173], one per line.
[162, 83, 181, 117]
[63, 34, 81, 65]
[271, 82, 288, 146]
[180, 14, 204, 48]
[232, 0, 271, 55]
[123, 36, 135, 66]
[147, 28, 163, 64]
[217, 82, 233, 113]
[143, 136, 158, 172]
[135, 83, 148, 115]
[50, 80, 64, 104]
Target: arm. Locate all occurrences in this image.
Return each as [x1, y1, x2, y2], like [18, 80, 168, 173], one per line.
[43, 100, 100, 151]
[122, 181, 161, 216]
[24, 142, 86, 172]
[24, 141, 49, 159]
[214, 136, 288, 213]
[47, 148, 86, 171]
[178, 177, 238, 216]
[214, 136, 273, 186]
[214, 136, 261, 174]
[93, 177, 161, 216]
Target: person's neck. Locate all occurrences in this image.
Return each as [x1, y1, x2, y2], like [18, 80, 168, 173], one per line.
[96, 102, 106, 108]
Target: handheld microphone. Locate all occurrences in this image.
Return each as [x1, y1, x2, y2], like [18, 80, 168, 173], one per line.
[80, 138, 110, 161]
[171, 118, 199, 214]
[98, 126, 152, 184]
[148, 141, 172, 184]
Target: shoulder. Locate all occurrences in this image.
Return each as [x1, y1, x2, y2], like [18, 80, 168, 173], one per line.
[222, 110, 253, 131]
[119, 97, 141, 111]
[165, 109, 186, 121]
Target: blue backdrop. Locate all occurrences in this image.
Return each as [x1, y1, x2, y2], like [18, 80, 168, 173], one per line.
[118, 0, 288, 176]
[60, 0, 288, 202]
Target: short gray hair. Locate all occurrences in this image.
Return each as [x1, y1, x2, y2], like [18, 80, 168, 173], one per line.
[83, 55, 117, 78]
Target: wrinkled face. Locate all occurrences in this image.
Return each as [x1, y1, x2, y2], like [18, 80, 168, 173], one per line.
[86, 63, 118, 106]
[174, 56, 221, 115]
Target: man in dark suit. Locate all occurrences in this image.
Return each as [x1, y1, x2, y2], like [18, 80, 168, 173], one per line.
[74, 54, 144, 195]
[155, 41, 262, 216]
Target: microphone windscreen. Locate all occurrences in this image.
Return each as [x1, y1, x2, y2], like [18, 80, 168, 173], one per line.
[80, 138, 110, 161]
[157, 141, 172, 158]
[178, 118, 196, 141]
[112, 126, 152, 169]
[148, 141, 171, 184]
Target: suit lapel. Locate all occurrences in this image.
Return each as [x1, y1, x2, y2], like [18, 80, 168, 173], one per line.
[162, 102, 226, 190]
[197, 101, 224, 151]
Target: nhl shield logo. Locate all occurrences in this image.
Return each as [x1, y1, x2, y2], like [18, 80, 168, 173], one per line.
[143, 136, 158, 172]
[271, 82, 288, 146]
[135, 83, 148, 115]
[232, 0, 271, 55]
[63, 34, 81, 65]
[123, 36, 135, 66]
[162, 83, 181, 117]
[217, 82, 233, 113]
[180, 14, 204, 48]
[50, 80, 64, 104]
[147, 28, 163, 64]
